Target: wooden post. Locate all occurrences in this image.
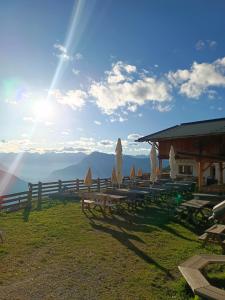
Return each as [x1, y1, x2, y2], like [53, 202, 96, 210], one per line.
[27, 183, 33, 209]
[37, 181, 42, 210]
[159, 159, 162, 172]
[198, 161, 204, 191]
[76, 179, 79, 193]
[105, 178, 108, 191]
[97, 178, 100, 192]
[0, 196, 2, 211]
[219, 162, 223, 185]
[58, 180, 62, 193]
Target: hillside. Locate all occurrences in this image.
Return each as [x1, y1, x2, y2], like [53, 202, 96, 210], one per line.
[49, 151, 167, 180]
[0, 169, 27, 195]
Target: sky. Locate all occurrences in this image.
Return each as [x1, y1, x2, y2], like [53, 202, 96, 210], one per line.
[0, 0, 225, 155]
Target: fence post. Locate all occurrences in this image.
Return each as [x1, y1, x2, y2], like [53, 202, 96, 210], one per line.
[37, 181, 42, 210]
[97, 178, 100, 192]
[105, 178, 108, 190]
[76, 179, 79, 193]
[27, 183, 33, 209]
[58, 180, 62, 193]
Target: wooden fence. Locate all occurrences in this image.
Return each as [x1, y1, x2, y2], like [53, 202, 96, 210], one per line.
[0, 176, 132, 212]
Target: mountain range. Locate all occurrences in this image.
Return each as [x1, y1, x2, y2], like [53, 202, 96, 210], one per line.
[0, 152, 86, 182]
[0, 151, 168, 194]
[49, 151, 168, 180]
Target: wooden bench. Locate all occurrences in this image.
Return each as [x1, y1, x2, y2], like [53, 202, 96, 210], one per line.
[198, 232, 208, 241]
[81, 192, 96, 212]
[178, 255, 225, 300]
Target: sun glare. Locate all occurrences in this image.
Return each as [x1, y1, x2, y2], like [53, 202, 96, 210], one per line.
[32, 100, 54, 120]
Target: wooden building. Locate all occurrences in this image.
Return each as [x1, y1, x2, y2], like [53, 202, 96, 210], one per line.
[136, 118, 225, 190]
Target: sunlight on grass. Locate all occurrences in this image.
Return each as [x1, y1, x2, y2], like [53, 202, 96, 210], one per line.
[0, 201, 223, 299]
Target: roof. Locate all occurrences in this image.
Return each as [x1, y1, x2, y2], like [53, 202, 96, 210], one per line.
[137, 117, 225, 142]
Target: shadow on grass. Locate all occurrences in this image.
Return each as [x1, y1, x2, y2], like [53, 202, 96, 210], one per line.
[207, 277, 225, 289]
[90, 221, 174, 279]
[94, 205, 196, 242]
[23, 205, 31, 222]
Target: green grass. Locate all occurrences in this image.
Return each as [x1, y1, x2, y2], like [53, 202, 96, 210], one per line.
[0, 200, 224, 299]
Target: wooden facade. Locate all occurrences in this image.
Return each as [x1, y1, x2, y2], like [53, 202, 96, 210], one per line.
[156, 134, 225, 190]
[137, 118, 225, 190]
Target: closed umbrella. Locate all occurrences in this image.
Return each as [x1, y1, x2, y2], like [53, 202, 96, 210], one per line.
[115, 138, 123, 188]
[137, 168, 143, 177]
[84, 167, 92, 191]
[111, 167, 117, 187]
[169, 145, 177, 180]
[130, 165, 136, 179]
[150, 143, 157, 183]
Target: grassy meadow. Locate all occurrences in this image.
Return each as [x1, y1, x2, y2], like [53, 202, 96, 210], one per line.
[0, 199, 224, 300]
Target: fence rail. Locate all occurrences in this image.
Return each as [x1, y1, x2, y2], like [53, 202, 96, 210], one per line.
[0, 175, 134, 212]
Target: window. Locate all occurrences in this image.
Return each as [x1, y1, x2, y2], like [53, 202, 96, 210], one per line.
[178, 165, 193, 175]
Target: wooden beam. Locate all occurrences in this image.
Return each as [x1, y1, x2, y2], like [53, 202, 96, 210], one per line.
[159, 159, 162, 174]
[219, 162, 223, 185]
[177, 151, 225, 162]
[202, 162, 213, 173]
[198, 161, 204, 191]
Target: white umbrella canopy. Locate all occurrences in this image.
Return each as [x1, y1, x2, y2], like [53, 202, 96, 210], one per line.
[169, 145, 177, 180]
[150, 143, 157, 183]
[84, 167, 92, 188]
[111, 167, 118, 185]
[115, 138, 123, 187]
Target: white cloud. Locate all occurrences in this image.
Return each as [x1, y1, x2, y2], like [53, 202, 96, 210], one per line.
[54, 43, 67, 54]
[127, 104, 137, 112]
[138, 113, 143, 117]
[0, 137, 150, 155]
[154, 103, 173, 112]
[61, 130, 70, 135]
[23, 116, 36, 123]
[195, 40, 205, 50]
[195, 39, 217, 51]
[74, 53, 83, 60]
[89, 61, 171, 114]
[167, 57, 225, 98]
[53, 43, 73, 61]
[109, 115, 128, 123]
[127, 133, 142, 140]
[51, 89, 87, 110]
[94, 120, 101, 125]
[72, 68, 80, 75]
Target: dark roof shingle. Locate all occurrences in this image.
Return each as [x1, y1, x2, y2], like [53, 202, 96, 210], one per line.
[137, 117, 225, 142]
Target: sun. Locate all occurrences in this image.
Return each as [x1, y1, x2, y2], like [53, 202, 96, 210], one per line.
[32, 100, 54, 120]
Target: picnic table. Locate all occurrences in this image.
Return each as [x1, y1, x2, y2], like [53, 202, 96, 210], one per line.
[199, 224, 225, 252]
[180, 199, 210, 223]
[96, 193, 127, 211]
[114, 188, 149, 208]
[165, 182, 193, 191]
[193, 193, 225, 206]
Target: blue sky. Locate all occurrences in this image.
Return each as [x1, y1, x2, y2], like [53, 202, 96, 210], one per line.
[0, 0, 225, 155]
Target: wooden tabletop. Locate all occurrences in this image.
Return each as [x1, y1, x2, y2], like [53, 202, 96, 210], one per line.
[116, 189, 149, 195]
[193, 193, 223, 198]
[148, 187, 167, 192]
[181, 199, 210, 209]
[96, 193, 127, 200]
[206, 224, 225, 235]
[166, 182, 192, 186]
